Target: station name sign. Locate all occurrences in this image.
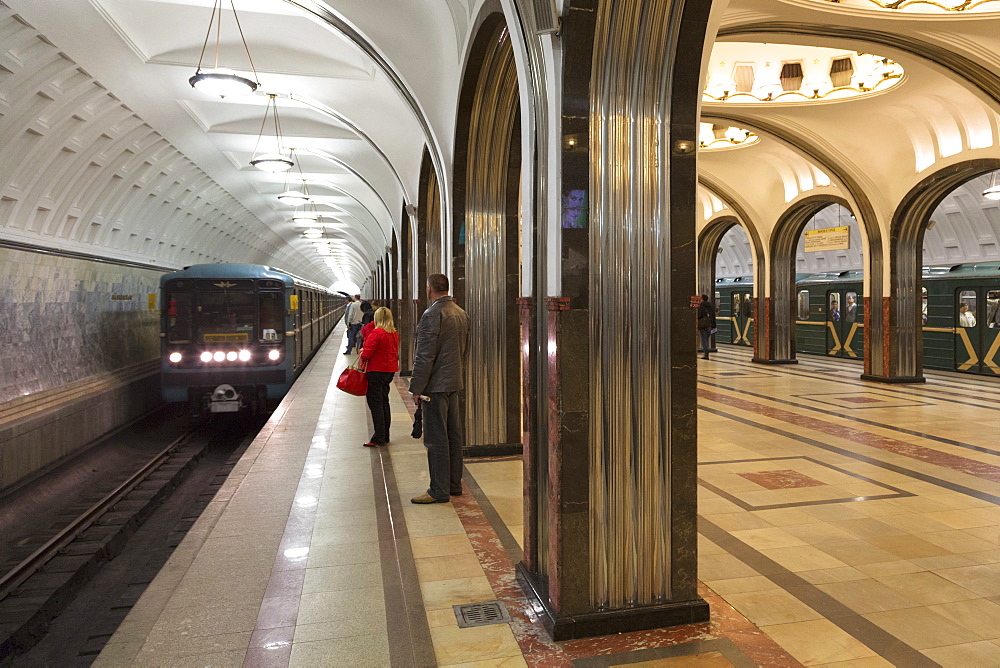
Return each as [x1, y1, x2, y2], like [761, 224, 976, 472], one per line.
[804, 226, 850, 252]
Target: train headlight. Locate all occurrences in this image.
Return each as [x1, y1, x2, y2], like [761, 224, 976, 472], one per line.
[200, 351, 213, 363]
[226, 351, 238, 361]
[168, 352, 182, 364]
[238, 350, 251, 361]
[213, 351, 225, 362]
[268, 349, 281, 361]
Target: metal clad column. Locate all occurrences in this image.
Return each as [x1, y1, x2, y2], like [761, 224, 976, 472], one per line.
[464, 29, 521, 453]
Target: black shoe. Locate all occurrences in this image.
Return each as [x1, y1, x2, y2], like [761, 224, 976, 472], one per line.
[450, 490, 463, 496]
[702, 355, 709, 360]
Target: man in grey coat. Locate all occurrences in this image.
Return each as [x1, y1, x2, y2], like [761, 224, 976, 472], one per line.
[409, 273, 470, 504]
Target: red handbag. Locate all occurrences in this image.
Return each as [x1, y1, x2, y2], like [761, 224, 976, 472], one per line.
[336, 363, 368, 396]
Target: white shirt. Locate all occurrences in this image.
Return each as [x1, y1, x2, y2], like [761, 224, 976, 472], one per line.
[959, 310, 976, 327]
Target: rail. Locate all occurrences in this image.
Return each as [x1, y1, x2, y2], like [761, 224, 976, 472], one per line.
[0, 429, 195, 602]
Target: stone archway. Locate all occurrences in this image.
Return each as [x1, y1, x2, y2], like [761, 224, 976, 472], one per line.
[888, 158, 1000, 380]
[769, 196, 855, 364]
[698, 215, 766, 360]
[450, 12, 523, 456]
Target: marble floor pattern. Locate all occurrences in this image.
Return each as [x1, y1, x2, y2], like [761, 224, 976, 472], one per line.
[97, 335, 1000, 667]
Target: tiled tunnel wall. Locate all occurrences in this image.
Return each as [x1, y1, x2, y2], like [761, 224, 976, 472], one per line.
[0, 246, 164, 489]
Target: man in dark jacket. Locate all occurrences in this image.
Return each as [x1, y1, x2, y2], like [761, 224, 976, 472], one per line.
[697, 294, 716, 361]
[409, 273, 470, 504]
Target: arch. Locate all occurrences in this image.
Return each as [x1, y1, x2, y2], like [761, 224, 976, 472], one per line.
[888, 158, 1000, 379]
[770, 195, 855, 362]
[697, 214, 767, 360]
[450, 9, 524, 455]
[703, 113, 887, 375]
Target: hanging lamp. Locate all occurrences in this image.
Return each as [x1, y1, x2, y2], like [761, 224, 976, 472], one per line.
[983, 171, 1000, 201]
[189, 0, 259, 98]
[250, 94, 294, 173]
[278, 156, 310, 205]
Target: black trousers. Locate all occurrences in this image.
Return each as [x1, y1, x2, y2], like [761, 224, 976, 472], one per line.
[423, 391, 464, 500]
[365, 371, 394, 444]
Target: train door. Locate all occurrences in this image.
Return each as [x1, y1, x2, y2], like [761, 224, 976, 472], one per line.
[729, 291, 754, 346]
[826, 287, 864, 359]
[955, 287, 1000, 375]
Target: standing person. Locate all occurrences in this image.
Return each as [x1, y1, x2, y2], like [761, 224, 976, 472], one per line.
[356, 300, 374, 351]
[344, 293, 364, 354]
[696, 294, 716, 361]
[958, 302, 977, 328]
[360, 307, 400, 448]
[845, 294, 857, 323]
[409, 273, 470, 504]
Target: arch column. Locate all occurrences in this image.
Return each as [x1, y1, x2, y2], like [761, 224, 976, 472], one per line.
[517, 0, 710, 640]
[451, 14, 524, 457]
[876, 158, 1000, 382]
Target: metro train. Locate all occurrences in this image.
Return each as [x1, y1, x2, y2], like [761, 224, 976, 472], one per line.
[160, 264, 343, 415]
[714, 264, 1000, 376]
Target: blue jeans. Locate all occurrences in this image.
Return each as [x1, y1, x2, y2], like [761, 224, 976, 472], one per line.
[345, 323, 362, 352]
[699, 328, 711, 356]
[422, 391, 464, 500]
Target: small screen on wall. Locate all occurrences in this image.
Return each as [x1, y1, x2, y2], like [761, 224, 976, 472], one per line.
[561, 189, 587, 229]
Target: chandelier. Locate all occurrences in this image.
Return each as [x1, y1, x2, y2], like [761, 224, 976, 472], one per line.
[189, 0, 259, 98]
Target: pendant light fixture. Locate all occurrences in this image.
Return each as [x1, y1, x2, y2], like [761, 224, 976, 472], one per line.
[189, 0, 259, 98]
[250, 94, 294, 173]
[983, 171, 1000, 201]
[278, 154, 310, 206]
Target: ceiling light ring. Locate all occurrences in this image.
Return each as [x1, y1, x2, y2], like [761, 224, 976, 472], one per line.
[250, 94, 294, 172]
[189, 0, 261, 98]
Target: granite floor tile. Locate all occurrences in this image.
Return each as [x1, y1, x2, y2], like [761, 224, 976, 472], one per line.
[420, 575, 497, 611]
[815, 579, 921, 613]
[921, 640, 1000, 667]
[862, 607, 983, 650]
[415, 551, 487, 582]
[428, 623, 523, 666]
[935, 563, 1000, 597]
[874, 571, 979, 605]
[301, 561, 382, 594]
[288, 633, 390, 667]
[724, 588, 824, 626]
[926, 598, 1000, 641]
[760, 619, 877, 666]
[292, 616, 387, 644]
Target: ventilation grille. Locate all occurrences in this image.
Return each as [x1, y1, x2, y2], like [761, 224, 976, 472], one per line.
[453, 601, 511, 628]
[531, 0, 560, 34]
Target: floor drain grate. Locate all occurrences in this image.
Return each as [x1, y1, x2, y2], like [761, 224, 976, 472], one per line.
[453, 601, 511, 628]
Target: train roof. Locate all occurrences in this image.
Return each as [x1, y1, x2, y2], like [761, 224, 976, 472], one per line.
[796, 270, 865, 284]
[160, 263, 331, 293]
[922, 263, 1000, 278]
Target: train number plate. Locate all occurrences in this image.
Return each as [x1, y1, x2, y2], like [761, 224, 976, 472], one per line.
[203, 333, 249, 342]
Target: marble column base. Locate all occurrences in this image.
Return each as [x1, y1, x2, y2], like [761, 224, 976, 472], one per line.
[516, 563, 710, 641]
[751, 358, 799, 365]
[463, 442, 523, 457]
[859, 374, 926, 384]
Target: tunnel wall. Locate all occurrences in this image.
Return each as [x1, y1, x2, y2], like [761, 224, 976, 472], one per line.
[0, 245, 161, 491]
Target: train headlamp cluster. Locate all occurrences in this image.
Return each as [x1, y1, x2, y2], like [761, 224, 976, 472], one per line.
[167, 349, 280, 364]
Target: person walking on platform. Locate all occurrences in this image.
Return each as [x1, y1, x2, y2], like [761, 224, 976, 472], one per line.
[409, 273, 470, 504]
[344, 293, 364, 354]
[697, 294, 716, 361]
[360, 307, 399, 448]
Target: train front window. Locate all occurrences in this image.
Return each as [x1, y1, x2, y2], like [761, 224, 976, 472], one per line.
[259, 292, 284, 341]
[798, 290, 810, 320]
[197, 292, 255, 343]
[166, 292, 193, 343]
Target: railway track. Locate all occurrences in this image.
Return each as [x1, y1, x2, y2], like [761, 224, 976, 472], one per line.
[0, 413, 262, 664]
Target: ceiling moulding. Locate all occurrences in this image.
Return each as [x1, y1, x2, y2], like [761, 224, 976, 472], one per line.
[88, 0, 374, 80]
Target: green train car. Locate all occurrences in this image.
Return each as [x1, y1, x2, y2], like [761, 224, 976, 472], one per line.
[713, 276, 754, 348]
[714, 265, 1000, 376]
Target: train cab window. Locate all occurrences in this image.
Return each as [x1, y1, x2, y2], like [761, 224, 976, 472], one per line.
[166, 292, 193, 343]
[987, 290, 1000, 329]
[922, 287, 928, 325]
[845, 292, 858, 322]
[732, 293, 741, 317]
[714, 291, 721, 315]
[797, 290, 810, 320]
[259, 292, 284, 341]
[958, 290, 977, 328]
[829, 292, 841, 322]
[197, 292, 255, 343]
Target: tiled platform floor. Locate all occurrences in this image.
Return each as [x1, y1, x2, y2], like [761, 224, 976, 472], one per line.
[98, 335, 1000, 666]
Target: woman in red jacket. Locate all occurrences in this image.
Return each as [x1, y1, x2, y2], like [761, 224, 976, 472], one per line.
[359, 307, 399, 447]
